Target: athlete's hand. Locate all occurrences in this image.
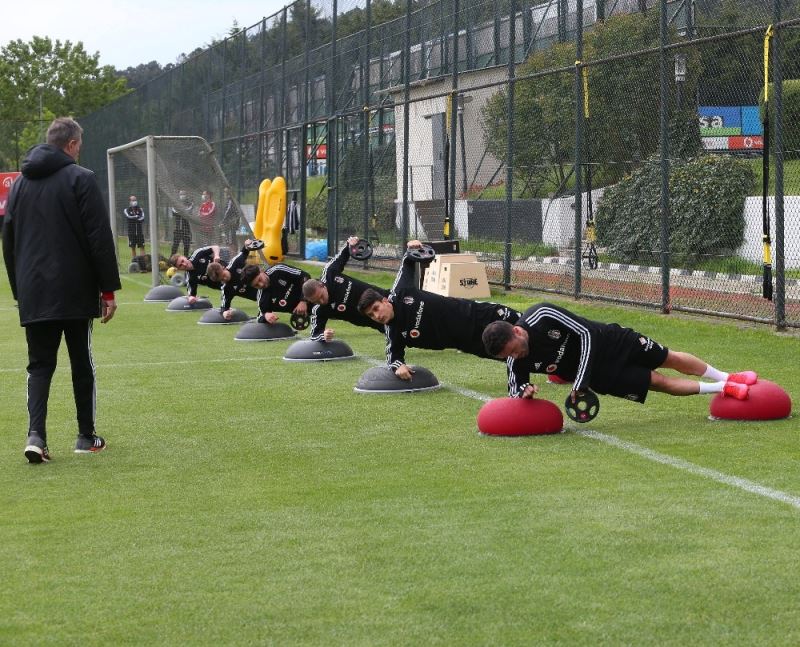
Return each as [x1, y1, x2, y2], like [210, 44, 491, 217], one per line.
[293, 301, 308, 315]
[395, 364, 414, 381]
[521, 384, 539, 399]
[569, 389, 584, 403]
[222, 309, 233, 321]
[406, 239, 422, 249]
[263, 312, 278, 324]
[187, 295, 197, 304]
[323, 328, 335, 341]
[347, 236, 359, 246]
[101, 298, 117, 324]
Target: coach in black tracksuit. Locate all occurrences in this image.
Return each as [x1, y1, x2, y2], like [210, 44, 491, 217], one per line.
[357, 243, 520, 380]
[302, 237, 387, 342]
[2, 118, 120, 462]
[123, 196, 146, 259]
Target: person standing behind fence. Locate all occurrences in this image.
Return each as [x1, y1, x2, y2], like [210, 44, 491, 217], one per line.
[2, 117, 121, 464]
[171, 189, 193, 256]
[124, 194, 146, 261]
[221, 186, 240, 254]
[199, 190, 216, 240]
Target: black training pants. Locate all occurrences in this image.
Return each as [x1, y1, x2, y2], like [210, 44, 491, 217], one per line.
[25, 319, 95, 441]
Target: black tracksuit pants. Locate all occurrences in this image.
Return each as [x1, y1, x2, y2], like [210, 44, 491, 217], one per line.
[25, 319, 95, 441]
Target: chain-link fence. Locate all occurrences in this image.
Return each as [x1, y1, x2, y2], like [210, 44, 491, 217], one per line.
[79, 0, 800, 328]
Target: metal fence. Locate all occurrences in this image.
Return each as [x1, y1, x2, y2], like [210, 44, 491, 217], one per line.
[79, 0, 800, 329]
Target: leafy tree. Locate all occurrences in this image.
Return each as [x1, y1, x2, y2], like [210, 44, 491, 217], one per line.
[0, 36, 129, 169]
[117, 61, 171, 89]
[482, 11, 700, 197]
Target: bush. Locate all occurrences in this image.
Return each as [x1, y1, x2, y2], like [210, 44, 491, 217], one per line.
[596, 155, 754, 267]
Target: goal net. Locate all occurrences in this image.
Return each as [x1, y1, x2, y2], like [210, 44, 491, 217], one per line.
[107, 136, 255, 285]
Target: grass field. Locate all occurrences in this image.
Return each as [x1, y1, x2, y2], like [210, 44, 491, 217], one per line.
[1, 255, 799, 646]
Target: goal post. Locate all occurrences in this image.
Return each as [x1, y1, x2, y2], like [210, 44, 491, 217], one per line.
[106, 135, 255, 287]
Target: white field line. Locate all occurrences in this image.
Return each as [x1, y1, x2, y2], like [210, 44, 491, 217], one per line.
[0, 356, 281, 373]
[360, 355, 800, 510]
[1, 344, 796, 509]
[576, 429, 800, 510]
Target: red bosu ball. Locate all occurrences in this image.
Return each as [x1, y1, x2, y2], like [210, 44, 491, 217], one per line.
[547, 374, 569, 385]
[477, 397, 564, 436]
[709, 379, 792, 421]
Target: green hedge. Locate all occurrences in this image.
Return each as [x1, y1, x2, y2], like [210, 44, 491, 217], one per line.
[596, 155, 754, 267]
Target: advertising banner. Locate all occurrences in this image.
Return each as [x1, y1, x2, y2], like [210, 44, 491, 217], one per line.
[0, 172, 21, 217]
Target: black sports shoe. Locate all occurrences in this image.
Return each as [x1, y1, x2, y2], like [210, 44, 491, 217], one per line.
[25, 433, 51, 464]
[245, 239, 265, 251]
[74, 434, 107, 454]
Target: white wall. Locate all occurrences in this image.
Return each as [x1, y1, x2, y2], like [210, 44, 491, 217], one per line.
[740, 197, 800, 268]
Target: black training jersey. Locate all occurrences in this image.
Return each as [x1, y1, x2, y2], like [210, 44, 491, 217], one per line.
[219, 246, 258, 311]
[257, 264, 310, 314]
[506, 302, 644, 397]
[308, 242, 387, 341]
[123, 206, 145, 222]
[384, 253, 518, 370]
[186, 246, 221, 297]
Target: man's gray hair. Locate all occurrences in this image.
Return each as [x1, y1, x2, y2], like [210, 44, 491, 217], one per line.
[46, 117, 83, 149]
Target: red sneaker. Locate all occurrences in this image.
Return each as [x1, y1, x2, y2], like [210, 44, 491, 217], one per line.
[728, 371, 758, 385]
[723, 381, 749, 400]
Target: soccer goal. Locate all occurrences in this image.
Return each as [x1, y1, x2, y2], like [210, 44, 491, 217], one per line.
[106, 136, 254, 286]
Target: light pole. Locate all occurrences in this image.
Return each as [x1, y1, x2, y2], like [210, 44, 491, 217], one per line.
[674, 53, 687, 110]
[37, 83, 45, 142]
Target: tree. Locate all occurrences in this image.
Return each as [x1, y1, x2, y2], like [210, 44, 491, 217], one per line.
[0, 36, 129, 169]
[117, 61, 170, 90]
[482, 11, 699, 197]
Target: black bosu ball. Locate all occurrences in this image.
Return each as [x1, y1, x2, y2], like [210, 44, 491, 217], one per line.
[144, 285, 184, 302]
[166, 296, 212, 311]
[353, 365, 440, 393]
[234, 321, 296, 341]
[198, 309, 251, 325]
[283, 339, 355, 361]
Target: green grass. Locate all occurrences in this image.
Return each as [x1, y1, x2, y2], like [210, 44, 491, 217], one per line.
[1, 253, 799, 645]
[749, 157, 800, 196]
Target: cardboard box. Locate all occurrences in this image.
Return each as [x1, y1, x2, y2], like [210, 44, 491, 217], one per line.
[422, 255, 490, 298]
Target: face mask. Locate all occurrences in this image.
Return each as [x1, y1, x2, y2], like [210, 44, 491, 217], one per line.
[130, 201, 138, 207]
[202, 195, 209, 201]
[179, 194, 187, 201]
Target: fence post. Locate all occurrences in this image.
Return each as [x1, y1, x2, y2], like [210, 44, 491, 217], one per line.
[280, 7, 292, 182]
[402, 0, 412, 245]
[300, 4, 311, 258]
[448, 0, 460, 238]
[574, 0, 584, 300]
[504, 0, 517, 290]
[363, 0, 373, 245]
[237, 31, 245, 203]
[773, 0, 786, 329]
[327, 0, 339, 255]
[659, 0, 671, 314]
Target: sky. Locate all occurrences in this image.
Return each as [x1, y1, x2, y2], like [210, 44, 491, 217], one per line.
[3, 0, 292, 70]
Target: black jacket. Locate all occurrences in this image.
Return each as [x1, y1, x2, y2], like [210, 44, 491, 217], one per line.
[2, 144, 121, 325]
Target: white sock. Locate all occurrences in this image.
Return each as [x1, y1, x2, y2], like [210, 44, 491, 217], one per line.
[702, 365, 729, 382]
[698, 380, 725, 394]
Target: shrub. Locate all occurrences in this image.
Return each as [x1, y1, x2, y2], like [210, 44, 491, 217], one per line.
[596, 154, 754, 267]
